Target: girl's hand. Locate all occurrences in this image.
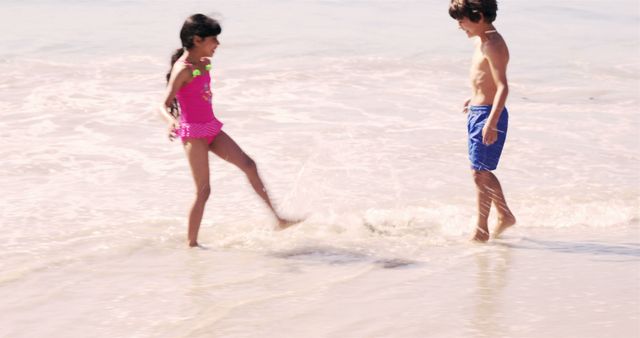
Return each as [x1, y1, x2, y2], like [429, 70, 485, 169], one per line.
[462, 98, 471, 114]
[482, 123, 498, 145]
[168, 119, 180, 141]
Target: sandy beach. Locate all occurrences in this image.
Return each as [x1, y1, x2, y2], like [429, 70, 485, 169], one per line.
[2, 226, 638, 337]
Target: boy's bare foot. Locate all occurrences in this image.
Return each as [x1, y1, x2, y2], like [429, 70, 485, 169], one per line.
[493, 214, 516, 238]
[275, 217, 303, 231]
[472, 227, 490, 243]
[188, 240, 199, 247]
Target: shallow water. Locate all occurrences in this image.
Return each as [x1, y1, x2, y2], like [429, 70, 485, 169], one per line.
[1, 0, 639, 337]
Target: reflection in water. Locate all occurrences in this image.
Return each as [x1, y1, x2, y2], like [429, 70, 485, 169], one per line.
[470, 246, 511, 337]
[184, 252, 226, 338]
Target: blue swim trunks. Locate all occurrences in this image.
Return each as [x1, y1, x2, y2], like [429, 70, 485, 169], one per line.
[467, 105, 509, 171]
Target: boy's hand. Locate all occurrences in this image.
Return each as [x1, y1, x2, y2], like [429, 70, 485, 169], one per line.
[462, 98, 471, 114]
[482, 123, 498, 145]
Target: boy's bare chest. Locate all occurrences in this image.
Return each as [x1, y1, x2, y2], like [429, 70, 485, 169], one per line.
[470, 48, 489, 74]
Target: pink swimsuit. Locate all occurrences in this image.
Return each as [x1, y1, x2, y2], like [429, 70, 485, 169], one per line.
[175, 61, 223, 144]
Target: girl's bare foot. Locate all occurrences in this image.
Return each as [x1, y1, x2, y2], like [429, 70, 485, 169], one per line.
[275, 217, 303, 231]
[472, 227, 490, 242]
[493, 214, 516, 238]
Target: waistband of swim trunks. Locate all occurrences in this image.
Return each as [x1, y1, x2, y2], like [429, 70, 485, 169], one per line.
[468, 105, 492, 113]
[469, 105, 510, 112]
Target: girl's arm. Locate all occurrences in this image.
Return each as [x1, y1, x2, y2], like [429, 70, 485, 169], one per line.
[158, 65, 190, 124]
[158, 65, 191, 140]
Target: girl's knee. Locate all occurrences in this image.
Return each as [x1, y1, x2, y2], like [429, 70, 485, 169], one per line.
[195, 184, 211, 201]
[241, 156, 257, 172]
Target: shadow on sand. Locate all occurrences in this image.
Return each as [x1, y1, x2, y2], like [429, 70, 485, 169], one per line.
[271, 245, 418, 269]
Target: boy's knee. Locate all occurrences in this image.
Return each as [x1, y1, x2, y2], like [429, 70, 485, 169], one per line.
[472, 170, 490, 185]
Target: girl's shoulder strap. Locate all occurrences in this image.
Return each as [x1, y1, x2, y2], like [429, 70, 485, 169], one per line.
[180, 59, 194, 68]
[179, 59, 205, 78]
[168, 60, 191, 81]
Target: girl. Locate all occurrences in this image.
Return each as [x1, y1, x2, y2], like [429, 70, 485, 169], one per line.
[159, 13, 296, 247]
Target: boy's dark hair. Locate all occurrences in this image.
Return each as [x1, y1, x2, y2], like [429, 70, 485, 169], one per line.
[449, 0, 498, 23]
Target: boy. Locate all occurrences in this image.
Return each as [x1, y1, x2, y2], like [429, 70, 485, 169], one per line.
[449, 0, 516, 242]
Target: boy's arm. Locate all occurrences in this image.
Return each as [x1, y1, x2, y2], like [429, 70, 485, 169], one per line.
[462, 97, 471, 114]
[482, 40, 509, 145]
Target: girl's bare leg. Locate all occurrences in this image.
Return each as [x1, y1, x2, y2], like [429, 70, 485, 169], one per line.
[184, 138, 211, 246]
[210, 131, 296, 228]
